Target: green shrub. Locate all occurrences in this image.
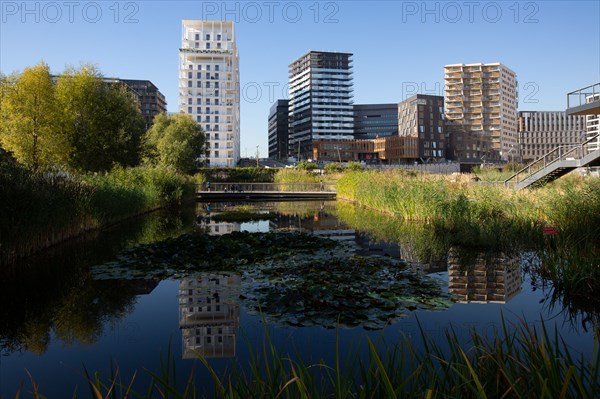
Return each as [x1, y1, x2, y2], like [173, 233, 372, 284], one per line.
[324, 163, 342, 174]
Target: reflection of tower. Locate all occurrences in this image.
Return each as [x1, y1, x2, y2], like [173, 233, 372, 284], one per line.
[179, 274, 241, 359]
[448, 251, 522, 303]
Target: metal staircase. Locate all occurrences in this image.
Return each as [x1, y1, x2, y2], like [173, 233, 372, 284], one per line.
[504, 134, 600, 190]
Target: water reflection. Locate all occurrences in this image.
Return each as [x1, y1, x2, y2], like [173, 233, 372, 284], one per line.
[179, 274, 241, 359]
[448, 250, 522, 304]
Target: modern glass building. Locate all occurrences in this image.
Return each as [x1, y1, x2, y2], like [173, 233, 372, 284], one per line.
[353, 104, 398, 140]
[288, 51, 354, 160]
[179, 20, 240, 167]
[267, 99, 289, 160]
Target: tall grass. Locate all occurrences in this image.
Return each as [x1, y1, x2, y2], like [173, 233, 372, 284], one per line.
[16, 318, 600, 398]
[0, 162, 195, 265]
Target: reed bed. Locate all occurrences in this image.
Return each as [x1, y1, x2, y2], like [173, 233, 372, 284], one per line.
[0, 163, 195, 265]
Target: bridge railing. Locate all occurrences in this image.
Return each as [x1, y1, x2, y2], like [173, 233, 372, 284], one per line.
[198, 182, 336, 193]
[504, 133, 600, 188]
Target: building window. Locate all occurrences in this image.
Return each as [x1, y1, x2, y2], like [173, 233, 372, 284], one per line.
[206, 43, 210, 49]
[197, 72, 201, 79]
[205, 34, 210, 40]
[215, 151, 219, 158]
[215, 65, 219, 71]
[187, 81, 192, 88]
[217, 34, 221, 40]
[195, 33, 199, 40]
[188, 107, 192, 113]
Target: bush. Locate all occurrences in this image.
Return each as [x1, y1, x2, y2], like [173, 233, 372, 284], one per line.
[345, 161, 364, 172]
[296, 160, 318, 171]
[324, 163, 342, 174]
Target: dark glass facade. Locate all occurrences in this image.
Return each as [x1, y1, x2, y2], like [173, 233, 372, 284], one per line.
[121, 79, 167, 130]
[267, 99, 290, 160]
[353, 104, 398, 140]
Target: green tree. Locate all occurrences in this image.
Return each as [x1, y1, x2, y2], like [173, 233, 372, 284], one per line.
[55, 65, 145, 172]
[0, 62, 67, 170]
[143, 113, 206, 174]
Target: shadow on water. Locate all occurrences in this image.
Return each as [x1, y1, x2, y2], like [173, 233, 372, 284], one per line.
[0, 206, 197, 356]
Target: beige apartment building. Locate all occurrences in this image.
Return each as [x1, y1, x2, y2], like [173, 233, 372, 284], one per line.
[444, 63, 518, 162]
[518, 111, 587, 163]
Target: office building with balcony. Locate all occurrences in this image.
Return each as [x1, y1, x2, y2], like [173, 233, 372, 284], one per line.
[121, 79, 167, 130]
[288, 51, 354, 160]
[179, 20, 240, 167]
[353, 104, 398, 140]
[398, 94, 446, 161]
[444, 63, 518, 162]
[518, 111, 587, 163]
[267, 99, 290, 160]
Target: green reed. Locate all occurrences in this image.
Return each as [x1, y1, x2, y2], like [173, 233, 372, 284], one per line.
[0, 163, 195, 265]
[15, 317, 600, 398]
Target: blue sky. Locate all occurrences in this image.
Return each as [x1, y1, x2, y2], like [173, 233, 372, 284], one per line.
[1, 0, 599, 156]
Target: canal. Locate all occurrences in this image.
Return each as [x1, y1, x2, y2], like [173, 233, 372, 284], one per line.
[0, 200, 597, 397]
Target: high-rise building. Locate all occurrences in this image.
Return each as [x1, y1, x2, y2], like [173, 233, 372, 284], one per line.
[120, 79, 167, 130]
[288, 51, 354, 160]
[267, 99, 289, 160]
[398, 94, 446, 161]
[353, 104, 398, 140]
[179, 20, 240, 167]
[444, 63, 518, 162]
[518, 111, 587, 163]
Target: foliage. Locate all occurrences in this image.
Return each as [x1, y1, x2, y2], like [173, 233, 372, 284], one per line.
[143, 113, 206, 174]
[0, 62, 67, 170]
[274, 168, 320, 184]
[196, 167, 278, 183]
[1, 62, 146, 172]
[296, 160, 318, 171]
[324, 162, 342, 174]
[92, 231, 451, 328]
[56, 65, 146, 172]
[344, 161, 364, 171]
[0, 164, 194, 265]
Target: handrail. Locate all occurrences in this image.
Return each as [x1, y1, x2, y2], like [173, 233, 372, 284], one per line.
[198, 182, 336, 193]
[567, 82, 600, 110]
[504, 133, 600, 188]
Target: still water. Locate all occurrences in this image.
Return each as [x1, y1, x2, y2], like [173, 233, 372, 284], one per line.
[0, 201, 596, 397]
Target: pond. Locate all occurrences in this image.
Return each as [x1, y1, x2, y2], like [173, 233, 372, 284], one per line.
[0, 200, 597, 397]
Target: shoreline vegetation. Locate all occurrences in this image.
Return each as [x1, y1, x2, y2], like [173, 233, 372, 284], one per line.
[18, 318, 600, 399]
[0, 155, 195, 265]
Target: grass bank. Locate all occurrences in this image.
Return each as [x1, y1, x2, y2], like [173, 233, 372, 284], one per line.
[0, 160, 195, 265]
[336, 170, 600, 249]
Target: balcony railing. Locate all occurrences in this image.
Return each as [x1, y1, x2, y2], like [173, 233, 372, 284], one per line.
[567, 83, 600, 115]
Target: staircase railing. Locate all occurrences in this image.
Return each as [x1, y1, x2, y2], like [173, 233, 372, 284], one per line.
[504, 133, 599, 188]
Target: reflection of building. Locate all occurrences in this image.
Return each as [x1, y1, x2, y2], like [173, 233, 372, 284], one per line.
[179, 274, 241, 359]
[448, 251, 522, 303]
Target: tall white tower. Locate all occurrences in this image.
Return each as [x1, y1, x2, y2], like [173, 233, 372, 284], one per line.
[179, 20, 240, 167]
